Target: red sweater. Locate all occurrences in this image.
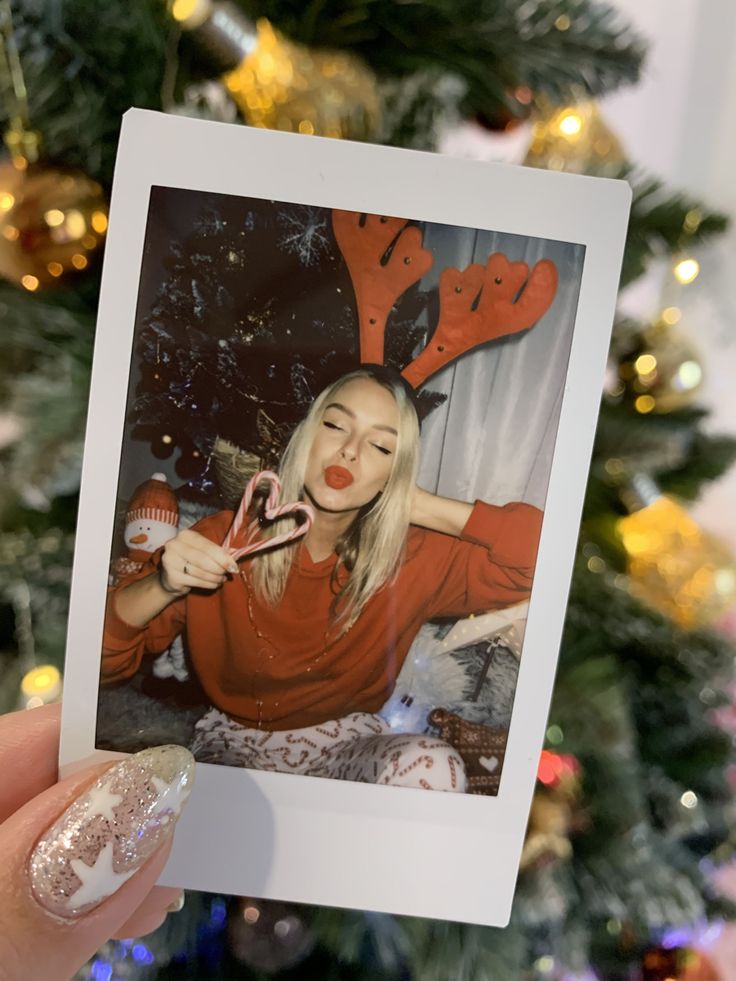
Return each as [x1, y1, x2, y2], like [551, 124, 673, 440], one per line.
[102, 501, 543, 730]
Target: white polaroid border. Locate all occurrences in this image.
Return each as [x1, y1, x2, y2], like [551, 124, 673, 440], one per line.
[60, 109, 630, 927]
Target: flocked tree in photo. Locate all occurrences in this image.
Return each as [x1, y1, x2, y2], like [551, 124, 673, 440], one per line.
[1, 1, 736, 978]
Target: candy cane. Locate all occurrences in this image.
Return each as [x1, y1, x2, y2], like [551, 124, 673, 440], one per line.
[222, 470, 314, 561]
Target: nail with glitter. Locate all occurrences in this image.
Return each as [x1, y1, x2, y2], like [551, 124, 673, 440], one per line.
[167, 892, 186, 913]
[29, 745, 195, 918]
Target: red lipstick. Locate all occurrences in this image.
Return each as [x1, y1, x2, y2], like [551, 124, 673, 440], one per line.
[324, 466, 354, 489]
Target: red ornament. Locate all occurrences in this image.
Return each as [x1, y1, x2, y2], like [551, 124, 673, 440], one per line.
[475, 86, 534, 133]
[641, 946, 721, 981]
[175, 440, 205, 479]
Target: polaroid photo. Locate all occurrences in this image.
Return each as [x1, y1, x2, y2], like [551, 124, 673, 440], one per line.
[60, 109, 630, 926]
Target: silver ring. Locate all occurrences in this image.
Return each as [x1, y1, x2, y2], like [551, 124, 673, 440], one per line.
[183, 563, 189, 576]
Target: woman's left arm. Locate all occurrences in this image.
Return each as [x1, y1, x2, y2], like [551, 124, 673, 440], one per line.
[409, 486, 545, 618]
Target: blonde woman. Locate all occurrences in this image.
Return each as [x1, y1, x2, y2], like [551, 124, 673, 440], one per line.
[102, 367, 543, 792]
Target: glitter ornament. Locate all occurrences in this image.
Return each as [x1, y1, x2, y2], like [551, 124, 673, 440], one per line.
[228, 898, 316, 971]
[520, 751, 583, 871]
[0, 158, 108, 290]
[616, 321, 704, 414]
[172, 0, 380, 141]
[618, 476, 736, 630]
[524, 97, 626, 175]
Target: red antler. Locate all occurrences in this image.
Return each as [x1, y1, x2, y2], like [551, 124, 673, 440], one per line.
[332, 209, 434, 364]
[401, 253, 558, 388]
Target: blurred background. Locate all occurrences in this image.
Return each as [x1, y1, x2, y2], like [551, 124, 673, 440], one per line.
[1, 0, 735, 978]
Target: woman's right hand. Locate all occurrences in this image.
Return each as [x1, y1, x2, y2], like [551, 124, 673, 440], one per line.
[159, 528, 239, 596]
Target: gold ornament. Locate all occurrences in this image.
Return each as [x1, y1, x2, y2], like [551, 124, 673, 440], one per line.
[520, 750, 583, 871]
[0, 1, 107, 289]
[173, 0, 380, 141]
[519, 794, 573, 870]
[524, 97, 626, 174]
[616, 320, 704, 414]
[0, 158, 108, 290]
[618, 477, 736, 630]
[20, 664, 62, 708]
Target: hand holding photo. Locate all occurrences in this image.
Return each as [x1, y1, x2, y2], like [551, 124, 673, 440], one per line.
[60, 109, 630, 926]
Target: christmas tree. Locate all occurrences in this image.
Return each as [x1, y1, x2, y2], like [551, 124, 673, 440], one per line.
[1, 1, 735, 978]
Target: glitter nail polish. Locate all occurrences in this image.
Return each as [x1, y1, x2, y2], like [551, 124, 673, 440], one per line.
[30, 744, 195, 918]
[167, 892, 186, 913]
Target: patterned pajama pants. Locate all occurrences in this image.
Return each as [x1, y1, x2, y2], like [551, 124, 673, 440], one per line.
[190, 708, 467, 793]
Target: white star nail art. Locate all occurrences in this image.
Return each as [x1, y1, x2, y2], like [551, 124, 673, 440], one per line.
[84, 782, 123, 821]
[30, 744, 195, 918]
[151, 775, 190, 817]
[67, 841, 137, 909]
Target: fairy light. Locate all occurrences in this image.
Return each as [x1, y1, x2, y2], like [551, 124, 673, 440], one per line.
[673, 360, 702, 392]
[673, 258, 700, 284]
[91, 210, 108, 233]
[21, 664, 62, 707]
[171, 0, 212, 26]
[545, 724, 564, 745]
[243, 903, 260, 923]
[661, 306, 681, 325]
[634, 394, 656, 413]
[634, 353, 657, 376]
[44, 208, 64, 226]
[683, 208, 702, 234]
[558, 111, 583, 137]
[64, 209, 87, 239]
[680, 790, 698, 809]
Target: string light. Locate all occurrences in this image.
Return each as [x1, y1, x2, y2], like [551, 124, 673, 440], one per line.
[680, 790, 698, 809]
[21, 664, 62, 708]
[616, 319, 703, 414]
[673, 257, 700, 285]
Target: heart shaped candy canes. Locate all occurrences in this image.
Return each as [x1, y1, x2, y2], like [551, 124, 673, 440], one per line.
[222, 470, 314, 561]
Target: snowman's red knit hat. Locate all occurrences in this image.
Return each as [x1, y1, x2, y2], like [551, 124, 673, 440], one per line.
[126, 473, 179, 527]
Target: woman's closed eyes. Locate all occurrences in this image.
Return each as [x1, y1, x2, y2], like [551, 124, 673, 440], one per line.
[322, 419, 393, 455]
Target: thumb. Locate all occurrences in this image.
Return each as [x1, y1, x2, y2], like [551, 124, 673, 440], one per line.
[0, 745, 194, 981]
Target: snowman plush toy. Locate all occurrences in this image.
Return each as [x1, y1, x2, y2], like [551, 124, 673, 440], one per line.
[112, 472, 189, 681]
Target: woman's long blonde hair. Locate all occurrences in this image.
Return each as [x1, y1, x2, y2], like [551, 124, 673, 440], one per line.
[250, 368, 419, 628]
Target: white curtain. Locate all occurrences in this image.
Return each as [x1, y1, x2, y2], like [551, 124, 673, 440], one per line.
[414, 225, 585, 510]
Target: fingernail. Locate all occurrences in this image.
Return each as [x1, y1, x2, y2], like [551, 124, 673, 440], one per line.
[30, 745, 195, 918]
[167, 891, 185, 913]
[229, 563, 238, 574]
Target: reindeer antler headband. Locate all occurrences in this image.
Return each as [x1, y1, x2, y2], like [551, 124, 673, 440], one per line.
[332, 210, 559, 388]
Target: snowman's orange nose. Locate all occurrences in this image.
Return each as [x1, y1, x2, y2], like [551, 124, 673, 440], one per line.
[130, 533, 148, 544]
